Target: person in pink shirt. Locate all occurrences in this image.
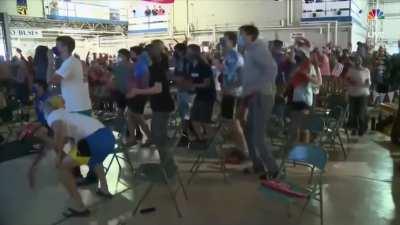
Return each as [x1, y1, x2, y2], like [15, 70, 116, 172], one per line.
[315, 47, 331, 76]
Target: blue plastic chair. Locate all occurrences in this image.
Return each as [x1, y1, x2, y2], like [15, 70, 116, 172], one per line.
[260, 144, 328, 225]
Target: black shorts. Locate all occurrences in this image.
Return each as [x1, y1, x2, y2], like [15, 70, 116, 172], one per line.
[112, 90, 127, 110]
[191, 98, 214, 123]
[290, 102, 310, 111]
[221, 95, 240, 120]
[127, 96, 147, 114]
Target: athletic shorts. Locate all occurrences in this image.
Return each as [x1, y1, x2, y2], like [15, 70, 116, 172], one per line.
[127, 96, 147, 114]
[74, 127, 115, 169]
[191, 98, 214, 123]
[290, 102, 310, 112]
[112, 90, 127, 110]
[221, 95, 240, 120]
[75, 110, 93, 117]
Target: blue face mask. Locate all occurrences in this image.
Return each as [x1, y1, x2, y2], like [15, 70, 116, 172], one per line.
[238, 35, 246, 48]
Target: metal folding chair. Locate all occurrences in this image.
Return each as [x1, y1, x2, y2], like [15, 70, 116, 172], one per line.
[322, 106, 348, 159]
[186, 122, 227, 184]
[326, 94, 350, 142]
[131, 123, 188, 218]
[103, 114, 136, 179]
[260, 144, 328, 225]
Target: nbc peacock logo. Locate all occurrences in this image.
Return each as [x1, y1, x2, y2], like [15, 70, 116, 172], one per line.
[368, 9, 384, 20]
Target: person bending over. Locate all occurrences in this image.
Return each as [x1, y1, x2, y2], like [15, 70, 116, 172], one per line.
[28, 96, 115, 217]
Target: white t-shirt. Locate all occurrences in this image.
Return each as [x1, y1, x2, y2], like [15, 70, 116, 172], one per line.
[47, 109, 104, 141]
[56, 56, 92, 112]
[346, 67, 371, 97]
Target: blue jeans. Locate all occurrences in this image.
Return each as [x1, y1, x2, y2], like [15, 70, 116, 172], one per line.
[177, 91, 192, 120]
[246, 93, 278, 173]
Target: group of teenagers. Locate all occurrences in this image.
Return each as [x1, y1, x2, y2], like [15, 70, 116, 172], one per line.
[22, 24, 327, 218]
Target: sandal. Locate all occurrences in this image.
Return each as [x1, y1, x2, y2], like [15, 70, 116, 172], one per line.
[62, 208, 90, 218]
[96, 189, 113, 199]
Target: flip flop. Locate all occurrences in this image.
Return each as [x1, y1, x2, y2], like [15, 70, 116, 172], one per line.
[62, 208, 90, 218]
[96, 189, 113, 199]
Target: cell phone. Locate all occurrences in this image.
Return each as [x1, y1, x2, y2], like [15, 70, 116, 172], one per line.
[140, 207, 156, 214]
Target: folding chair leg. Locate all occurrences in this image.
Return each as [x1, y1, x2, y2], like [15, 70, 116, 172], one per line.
[219, 156, 228, 183]
[105, 154, 116, 175]
[122, 151, 136, 174]
[161, 167, 183, 218]
[132, 184, 154, 216]
[189, 155, 201, 173]
[336, 132, 347, 159]
[319, 184, 324, 225]
[300, 197, 311, 219]
[345, 128, 350, 143]
[187, 156, 204, 184]
[176, 171, 188, 200]
[308, 167, 315, 184]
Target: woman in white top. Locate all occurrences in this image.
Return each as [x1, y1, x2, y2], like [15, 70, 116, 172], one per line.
[345, 54, 371, 136]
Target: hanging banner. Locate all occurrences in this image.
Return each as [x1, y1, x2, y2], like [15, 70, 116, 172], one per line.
[143, 0, 175, 4]
[128, 1, 172, 36]
[16, 0, 28, 16]
[44, 0, 128, 23]
[0, 29, 42, 39]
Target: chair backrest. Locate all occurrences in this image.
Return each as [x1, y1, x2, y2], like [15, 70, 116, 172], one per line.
[287, 144, 328, 171]
[301, 114, 325, 133]
[327, 94, 347, 110]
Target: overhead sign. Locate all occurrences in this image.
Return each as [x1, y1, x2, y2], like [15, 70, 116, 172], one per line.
[10, 29, 42, 38]
[128, 1, 172, 36]
[0, 29, 43, 39]
[290, 32, 305, 40]
[44, 0, 128, 23]
[302, 0, 351, 22]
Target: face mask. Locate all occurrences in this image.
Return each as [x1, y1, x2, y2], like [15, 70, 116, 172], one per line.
[117, 57, 124, 63]
[52, 47, 60, 57]
[238, 35, 246, 48]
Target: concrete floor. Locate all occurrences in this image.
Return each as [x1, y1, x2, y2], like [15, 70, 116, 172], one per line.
[0, 131, 399, 225]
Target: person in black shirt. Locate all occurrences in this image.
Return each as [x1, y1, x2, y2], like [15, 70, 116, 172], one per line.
[126, 43, 176, 176]
[186, 44, 216, 142]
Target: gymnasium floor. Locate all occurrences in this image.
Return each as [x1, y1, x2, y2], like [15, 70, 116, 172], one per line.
[1, 131, 399, 225]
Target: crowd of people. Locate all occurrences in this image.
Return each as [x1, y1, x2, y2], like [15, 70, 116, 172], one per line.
[0, 24, 398, 217]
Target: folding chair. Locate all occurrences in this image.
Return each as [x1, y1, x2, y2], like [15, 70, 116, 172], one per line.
[268, 103, 290, 149]
[103, 114, 136, 179]
[186, 121, 227, 184]
[131, 123, 188, 218]
[327, 94, 350, 142]
[322, 106, 348, 159]
[259, 144, 328, 225]
[301, 114, 326, 145]
[1, 98, 27, 142]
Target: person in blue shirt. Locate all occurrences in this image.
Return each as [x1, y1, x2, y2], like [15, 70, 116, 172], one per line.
[33, 80, 50, 126]
[220, 31, 248, 160]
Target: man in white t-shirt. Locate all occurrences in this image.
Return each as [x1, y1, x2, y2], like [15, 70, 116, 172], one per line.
[50, 36, 92, 115]
[50, 36, 95, 185]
